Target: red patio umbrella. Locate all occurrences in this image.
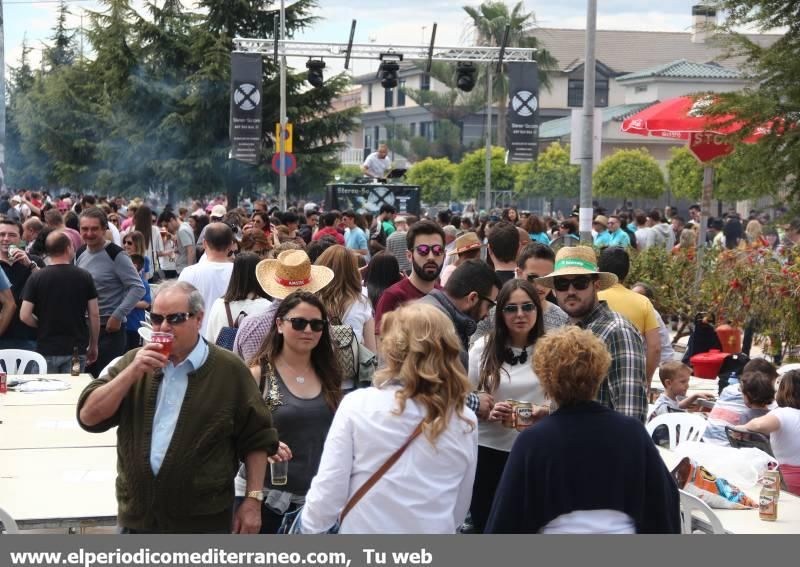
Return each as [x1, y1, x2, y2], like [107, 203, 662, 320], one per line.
[620, 95, 765, 284]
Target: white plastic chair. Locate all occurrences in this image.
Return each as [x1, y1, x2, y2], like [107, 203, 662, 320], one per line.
[646, 413, 707, 450]
[99, 356, 123, 378]
[679, 490, 725, 534]
[0, 349, 47, 375]
[0, 506, 19, 534]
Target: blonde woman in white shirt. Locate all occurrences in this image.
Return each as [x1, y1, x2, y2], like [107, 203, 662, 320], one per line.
[300, 303, 478, 533]
[467, 278, 547, 533]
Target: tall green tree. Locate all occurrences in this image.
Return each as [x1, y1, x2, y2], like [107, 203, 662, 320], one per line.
[463, 1, 557, 148]
[704, 0, 800, 204]
[43, 0, 77, 71]
[593, 148, 665, 199]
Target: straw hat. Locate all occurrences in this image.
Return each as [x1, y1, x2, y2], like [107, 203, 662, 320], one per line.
[534, 246, 618, 290]
[447, 232, 484, 256]
[256, 250, 334, 299]
[593, 215, 608, 228]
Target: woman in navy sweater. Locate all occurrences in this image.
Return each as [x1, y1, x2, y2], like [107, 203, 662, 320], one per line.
[486, 326, 680, 534]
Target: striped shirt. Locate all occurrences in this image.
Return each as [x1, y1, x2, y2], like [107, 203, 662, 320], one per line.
[578, 301, 647, 423]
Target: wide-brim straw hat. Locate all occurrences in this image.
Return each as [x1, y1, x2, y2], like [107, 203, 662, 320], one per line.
[534, 246, 618, 291]
[256, 250, 334, 299]
[447, 232, 484, 256]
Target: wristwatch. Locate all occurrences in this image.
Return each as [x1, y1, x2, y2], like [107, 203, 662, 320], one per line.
[245, 490, 264, 502]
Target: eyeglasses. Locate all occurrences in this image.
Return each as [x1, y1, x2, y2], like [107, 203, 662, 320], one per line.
[525, 274, 542, 283]
[502, 302, 536, 314]
[552, 275, 596, 292]
[150, 312, 194, 326]
[284, 317, 328, 332]
[479, 295, 497, 309]
[414, 244, 444, 257]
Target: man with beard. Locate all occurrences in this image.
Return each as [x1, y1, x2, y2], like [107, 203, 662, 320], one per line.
[535, 246, 647, 423]
[374, 220, 446, 335]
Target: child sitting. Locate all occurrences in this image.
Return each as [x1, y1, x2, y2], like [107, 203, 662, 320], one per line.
[649, 361, 715, 421]
[704, 359, 778, 445]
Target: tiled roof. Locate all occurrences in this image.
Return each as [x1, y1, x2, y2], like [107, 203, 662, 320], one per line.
[539, 102, 656, 139]
[529, 28, 780, 74]
[617, 59, 742, 81]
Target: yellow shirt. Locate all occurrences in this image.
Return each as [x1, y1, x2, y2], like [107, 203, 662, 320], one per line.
[598, 284, 660, 335]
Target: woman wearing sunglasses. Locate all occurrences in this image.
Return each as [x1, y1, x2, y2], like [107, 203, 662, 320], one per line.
[467, 278, 547, 533]
[122, 231, 151, 276]
[238, 291, 343, 533]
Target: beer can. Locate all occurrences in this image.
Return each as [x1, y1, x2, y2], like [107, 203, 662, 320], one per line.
[0, 372, 7, 394]
[514, 401, 534, 431]
[763, 470, 781, 500]
[759, 487, 778, 521]
[502, 400, 520, 428]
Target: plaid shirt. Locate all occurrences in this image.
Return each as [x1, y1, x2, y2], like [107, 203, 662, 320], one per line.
[578, 301, 647, 423]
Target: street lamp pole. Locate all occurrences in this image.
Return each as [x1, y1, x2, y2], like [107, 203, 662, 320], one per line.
[484, 63, 492, 213]
[578, 0, 598, 243]
[0, 0, 6, 189]
[278, 0, 288, 211]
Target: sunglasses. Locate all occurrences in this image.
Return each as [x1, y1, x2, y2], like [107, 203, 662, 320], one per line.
[414, 244, 444, 257]
[123, 240, 134, 245]
[284, 317, 327, 332]
[552, 275, 596, 292]
[525, 274, 542, 283]
[150, 312, 194, 326]
[502, 302, 536, 314]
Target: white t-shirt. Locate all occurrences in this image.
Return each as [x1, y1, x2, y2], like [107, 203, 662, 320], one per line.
[343, 296, 373, 343]
[109, 222, 122, 246]
[468, 336, 546, 452]
[205, 297, 271, 346]
[362, 152, 391, 178]
[178, 261, 234, 339]
[769, 406, 800, 466]
[542, 510, 635, 534]
[300, 385, 477, 534]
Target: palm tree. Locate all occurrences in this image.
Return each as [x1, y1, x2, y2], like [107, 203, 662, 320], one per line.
[463, 1, 557, 148]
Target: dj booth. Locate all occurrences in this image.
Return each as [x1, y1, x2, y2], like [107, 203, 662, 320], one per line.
[325, 181, 421, 216]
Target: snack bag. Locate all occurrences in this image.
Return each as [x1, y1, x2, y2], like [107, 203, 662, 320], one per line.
[672, 457, 757, 509]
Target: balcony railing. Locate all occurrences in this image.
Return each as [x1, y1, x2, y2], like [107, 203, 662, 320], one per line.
[339, 148, 366, 165]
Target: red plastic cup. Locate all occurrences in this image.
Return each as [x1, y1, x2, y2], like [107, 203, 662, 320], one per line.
[150, 332, 174, 360]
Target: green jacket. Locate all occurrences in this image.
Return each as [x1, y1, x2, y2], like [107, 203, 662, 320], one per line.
[77, 343, 278, 533]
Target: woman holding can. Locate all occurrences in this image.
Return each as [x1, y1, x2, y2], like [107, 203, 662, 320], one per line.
[467, 278, 548, 533]
[485, 326, 680, 533]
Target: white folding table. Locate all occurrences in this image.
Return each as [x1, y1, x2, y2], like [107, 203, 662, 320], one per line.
[3, 374, 93, 407]
[0, 404, 116, 450]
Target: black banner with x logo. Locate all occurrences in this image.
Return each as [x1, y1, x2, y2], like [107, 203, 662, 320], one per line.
[506, 61, 540, 163]
[230, 53, 263, 164]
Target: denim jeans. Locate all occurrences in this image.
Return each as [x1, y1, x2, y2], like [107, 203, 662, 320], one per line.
[44, 355, 86, 375]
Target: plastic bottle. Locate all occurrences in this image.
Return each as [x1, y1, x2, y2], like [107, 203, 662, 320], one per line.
[728, 371, 739, 386]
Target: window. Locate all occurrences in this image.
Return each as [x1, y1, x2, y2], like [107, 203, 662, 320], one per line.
[421, 73, 430, 91]
[567, 77, 609, 108]
[373, 126, 380, 149]
[420, 121, 434, 141]
[409, 122, 416, 136]
[635, 85, 648, 93]
[364, 133, 372, 152]
[398, 80, 406, 106]
[384, 88, 394, 108]
[367, 84, 373, 106]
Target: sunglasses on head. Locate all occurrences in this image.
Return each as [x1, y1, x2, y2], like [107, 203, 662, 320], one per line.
[284, 317, 327, 332]
[414, 244, 444, 257]
[552, 275, 597, 292]
[150, 312, 194, 326]
[502, 302, 536, 314]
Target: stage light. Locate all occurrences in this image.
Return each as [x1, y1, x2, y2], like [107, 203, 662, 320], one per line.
[378, 53, 402, 89]
[306, 59, 326, 88]
[456, 62, 477, 92]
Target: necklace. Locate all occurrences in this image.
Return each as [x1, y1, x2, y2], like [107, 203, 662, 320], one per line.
[279, 359, 313, 385]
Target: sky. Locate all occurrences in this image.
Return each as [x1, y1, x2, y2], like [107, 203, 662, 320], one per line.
[2, 0, 728, 79]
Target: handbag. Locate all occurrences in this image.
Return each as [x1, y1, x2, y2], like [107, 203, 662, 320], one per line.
[278, 420, 425, 534]
[215, 302, 246, 350]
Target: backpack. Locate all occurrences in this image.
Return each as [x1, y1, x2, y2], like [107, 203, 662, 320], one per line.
[369, 221, 387, 247]
[215, 302, 246, 351]
[76, 242, 124, 262]
[716, 353, 750, 395]
[329, 317, 377, 390]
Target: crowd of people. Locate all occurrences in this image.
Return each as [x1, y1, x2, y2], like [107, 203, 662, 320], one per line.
[1, 189, 798, 534]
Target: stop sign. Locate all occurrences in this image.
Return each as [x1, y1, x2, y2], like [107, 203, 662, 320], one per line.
[688, 131, 735, 163]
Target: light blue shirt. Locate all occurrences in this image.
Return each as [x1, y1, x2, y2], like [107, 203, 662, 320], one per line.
[345, 226, 368, 252]
[150, 337, 209, 475]
[0, 269, 10, 291]
[608, 229, 631, 248]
